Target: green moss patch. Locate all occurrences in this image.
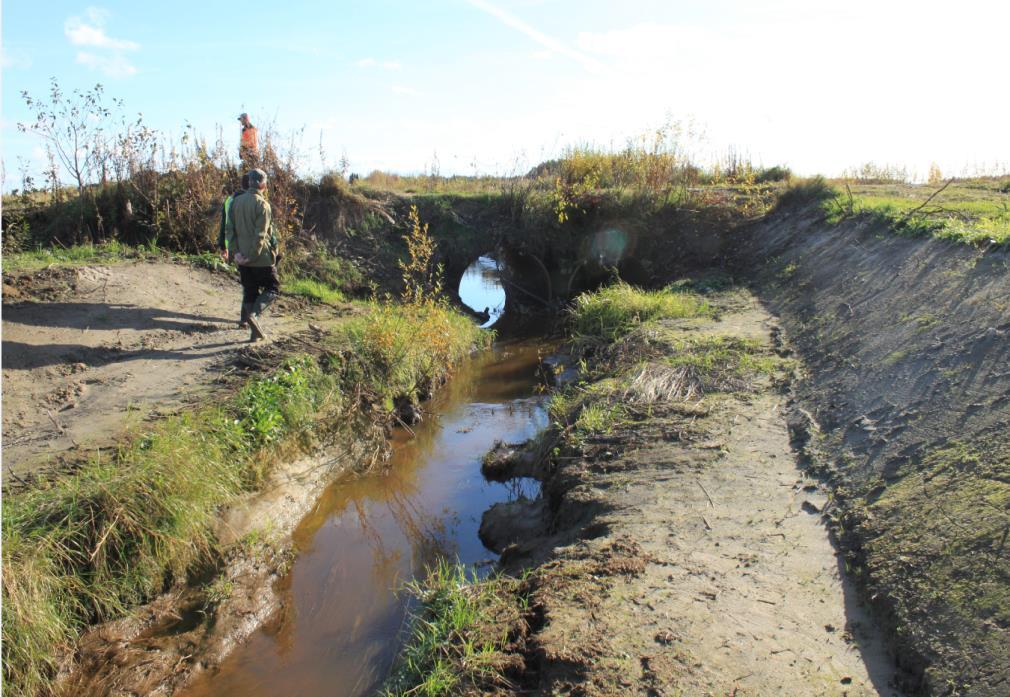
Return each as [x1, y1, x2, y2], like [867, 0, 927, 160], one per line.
[859, 441, 1010, 693]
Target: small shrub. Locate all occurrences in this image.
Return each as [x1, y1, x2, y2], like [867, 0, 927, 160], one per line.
[755, 165, 792, 183]
[773, 176, 837, 211]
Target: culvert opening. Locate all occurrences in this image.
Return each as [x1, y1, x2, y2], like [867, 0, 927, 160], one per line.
[458, 255, 506, 327]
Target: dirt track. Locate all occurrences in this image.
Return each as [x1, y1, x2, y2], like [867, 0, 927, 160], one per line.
[2, 261, 315, 480]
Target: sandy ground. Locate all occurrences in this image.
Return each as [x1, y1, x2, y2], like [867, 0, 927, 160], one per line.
[2, 261, 313, 481]
[486, 293, 904, 695]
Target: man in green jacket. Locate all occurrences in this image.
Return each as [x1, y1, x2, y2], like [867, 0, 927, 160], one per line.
[225, 168, 279, 341]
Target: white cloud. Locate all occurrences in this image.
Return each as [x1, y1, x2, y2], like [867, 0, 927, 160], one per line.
[64, 7, 138, 76]
[391, 85, 420, 96]
[65, 9, 138, 50]
[75, 51, 137, 77]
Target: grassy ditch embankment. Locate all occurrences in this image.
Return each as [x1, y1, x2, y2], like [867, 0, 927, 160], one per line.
[779, 176, 1010, 246]
[384, 281, 864, 696]
[743, 195, 1010, 695]
[2, 300, 490, 697]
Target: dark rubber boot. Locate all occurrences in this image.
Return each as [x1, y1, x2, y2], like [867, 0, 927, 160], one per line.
[239, 303, 252, 328]
[251, 290, 277, 318]
[248, 314, 266, 342]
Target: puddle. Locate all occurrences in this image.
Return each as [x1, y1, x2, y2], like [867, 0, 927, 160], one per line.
[459, 255, 506, 327]
[180, 340, 548, 697]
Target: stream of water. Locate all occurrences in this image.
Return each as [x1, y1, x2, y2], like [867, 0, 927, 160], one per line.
[181, 258, 543, 696]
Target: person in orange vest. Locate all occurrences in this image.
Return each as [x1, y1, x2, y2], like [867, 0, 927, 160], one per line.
[238, 113, 259, 164]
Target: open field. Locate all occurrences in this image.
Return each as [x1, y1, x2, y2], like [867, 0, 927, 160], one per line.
[821, 178, 1010, 245]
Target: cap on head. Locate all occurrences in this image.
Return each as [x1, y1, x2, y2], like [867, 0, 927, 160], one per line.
[247, 168, 268, 188]
[238, 112, 249, 122]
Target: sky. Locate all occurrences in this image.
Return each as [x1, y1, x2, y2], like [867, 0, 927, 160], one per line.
[3, 0, 1009, 188]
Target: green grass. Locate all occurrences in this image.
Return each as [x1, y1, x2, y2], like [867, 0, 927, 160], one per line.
[861, 441, 1010, 693]
[1, 356, 337, 697]
[383, 560, 529, 697]
[1, 302, 490, 697]
[286, 277, 346, 304]
[339, 301, 491, 410]
[569, 282, 714, 342]
[811, 179, 1010, 246]
[2, 241, 140, 272]
[574, 402, 626, 436]
[663, 335, 782, 378]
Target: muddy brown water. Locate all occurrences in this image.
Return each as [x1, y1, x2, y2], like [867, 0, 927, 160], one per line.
[180, 339, 548, 697]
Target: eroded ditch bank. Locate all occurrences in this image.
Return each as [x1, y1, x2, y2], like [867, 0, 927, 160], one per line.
[179, 340, 548, 697]
[2, 296, 492, 697]
[41, 331, 555, 697]
[739, 206, 1010, 696]
[382, 208, 1008, 696]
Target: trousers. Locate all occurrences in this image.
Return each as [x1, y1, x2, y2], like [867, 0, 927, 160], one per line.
[239, 265, 280, 314]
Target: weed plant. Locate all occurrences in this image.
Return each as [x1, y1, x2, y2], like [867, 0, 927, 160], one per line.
[285, 278, 346, 305]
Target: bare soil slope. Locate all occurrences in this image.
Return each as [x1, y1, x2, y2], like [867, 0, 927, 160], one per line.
[741, 208, 1010, 695]
[2, 261, 318, 480]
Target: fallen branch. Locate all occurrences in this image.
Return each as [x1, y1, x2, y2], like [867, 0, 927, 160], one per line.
[697, 480, 714, 507]
[901, 177, 954, 220]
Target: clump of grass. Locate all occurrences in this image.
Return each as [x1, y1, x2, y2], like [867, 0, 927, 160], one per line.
[574, 402, 626, 436]
[621, 336, 785, 404]
[383, 560, 528, 697]
[773, 176, 837, 211]
[285, 277, 346, 305]
[569, 282, 713, 342]
[338, 302, 491, 410]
